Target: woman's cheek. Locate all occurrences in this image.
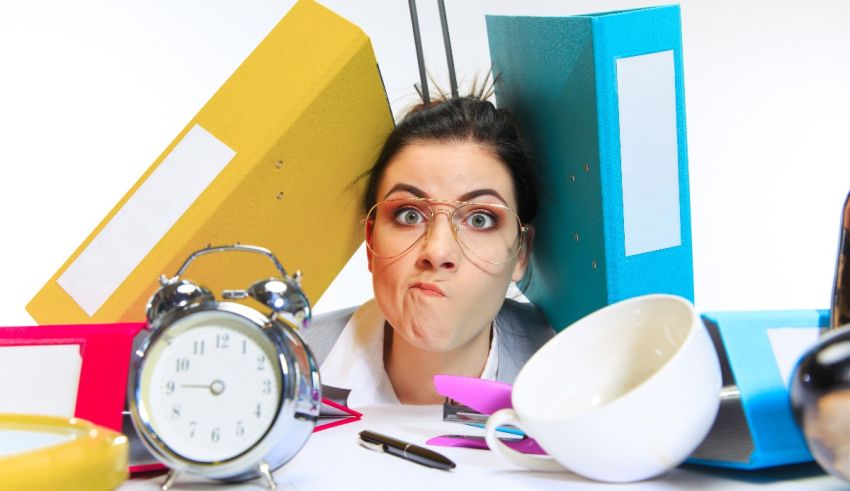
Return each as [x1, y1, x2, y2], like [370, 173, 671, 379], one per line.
[371, 262, 402, 318]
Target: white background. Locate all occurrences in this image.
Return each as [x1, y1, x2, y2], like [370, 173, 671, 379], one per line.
[1, 0, 848, 327]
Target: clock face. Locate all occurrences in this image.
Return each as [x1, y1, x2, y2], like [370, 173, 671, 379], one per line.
[139, 310, 282, 463]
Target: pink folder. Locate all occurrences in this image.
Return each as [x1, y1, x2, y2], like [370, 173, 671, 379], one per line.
[0, 322, 143, 432]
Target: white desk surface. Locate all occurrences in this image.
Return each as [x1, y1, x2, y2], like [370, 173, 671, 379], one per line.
[121, 405, 845, 491]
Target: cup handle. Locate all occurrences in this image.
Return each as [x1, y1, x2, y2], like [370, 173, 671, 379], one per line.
[484, 408, 568, 472]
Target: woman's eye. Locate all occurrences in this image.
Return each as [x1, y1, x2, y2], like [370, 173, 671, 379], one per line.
[394, 208, 426, 225]
[465, 211, 497, 230]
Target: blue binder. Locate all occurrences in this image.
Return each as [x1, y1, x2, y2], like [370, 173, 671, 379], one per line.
[692, 310, 824, 469]
[487, 6, 694, 331]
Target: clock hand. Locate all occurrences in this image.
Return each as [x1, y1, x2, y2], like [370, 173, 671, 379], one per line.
[180, 379, 226, 396]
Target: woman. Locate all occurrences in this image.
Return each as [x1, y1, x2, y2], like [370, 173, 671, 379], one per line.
[301, 95, 554, 405]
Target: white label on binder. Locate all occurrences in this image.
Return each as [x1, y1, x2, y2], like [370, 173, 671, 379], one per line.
[57, 124, 235, 316]
[0, 344, 81, 417]
[616, 50, 681, 256]
[766, 327, 820, 389]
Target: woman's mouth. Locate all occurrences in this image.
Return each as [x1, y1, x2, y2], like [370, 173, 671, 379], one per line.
[410, 282, 445, 297]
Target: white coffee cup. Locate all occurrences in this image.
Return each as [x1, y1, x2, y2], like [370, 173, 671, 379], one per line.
[484, 294, 721, 483]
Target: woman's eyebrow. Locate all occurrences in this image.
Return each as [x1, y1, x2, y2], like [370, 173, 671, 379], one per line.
[383, 183, 427, 199]
[458, 189, 508, 206]
[383, 183, 509, 206]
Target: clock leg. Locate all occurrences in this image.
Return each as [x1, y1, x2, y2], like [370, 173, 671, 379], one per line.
[160, 469, 180, 491]
[258, 460, 278, 489]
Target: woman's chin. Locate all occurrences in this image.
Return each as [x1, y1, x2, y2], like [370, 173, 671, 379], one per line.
[400, 322, 455, 353]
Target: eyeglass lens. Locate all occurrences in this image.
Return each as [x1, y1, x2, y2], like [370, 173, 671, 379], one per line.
[367, 199, 522, 264]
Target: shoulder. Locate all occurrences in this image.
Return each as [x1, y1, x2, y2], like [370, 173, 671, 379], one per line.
[494, 298, 556, 382]
[299, 306, 358, 365]
[496, 298, 555, 342]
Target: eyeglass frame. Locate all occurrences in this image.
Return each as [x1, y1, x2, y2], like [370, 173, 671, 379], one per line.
[360, 197, 529, 265]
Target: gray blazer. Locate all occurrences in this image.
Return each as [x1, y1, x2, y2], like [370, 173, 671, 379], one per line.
[300, 298, 555, 383]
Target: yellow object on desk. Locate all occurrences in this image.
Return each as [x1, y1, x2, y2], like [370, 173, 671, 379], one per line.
[0, 414, 128, 491]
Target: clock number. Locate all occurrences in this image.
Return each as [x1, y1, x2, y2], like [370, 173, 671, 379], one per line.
[176, 358, 190, 372]
[193, 340, 205, 355]
[236, 421, 245, 436]
[216, 333, 229, 349]
[242, 340, 247, 354]
[257, 355, 266, 371]
[165, 380, 175, 395]
[189, 421, 197, 438]
[262, 379, 272, 394]
[254, 403, 262, 419]
[171, 405, 181, 420]
[211, 427, 220, 443]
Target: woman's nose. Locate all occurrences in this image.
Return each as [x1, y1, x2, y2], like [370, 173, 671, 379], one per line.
[417, 211, 459, 270]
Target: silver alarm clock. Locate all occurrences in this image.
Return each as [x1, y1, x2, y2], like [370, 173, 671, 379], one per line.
[128, 244, 321, 490]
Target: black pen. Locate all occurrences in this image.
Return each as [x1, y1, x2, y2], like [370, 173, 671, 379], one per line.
[358, 430, 456, 470]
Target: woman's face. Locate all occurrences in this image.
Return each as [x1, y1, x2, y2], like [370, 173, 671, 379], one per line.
[367, 140, 529, 353]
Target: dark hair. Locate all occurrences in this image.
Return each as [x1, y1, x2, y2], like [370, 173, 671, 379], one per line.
[362, 96, 538, 225]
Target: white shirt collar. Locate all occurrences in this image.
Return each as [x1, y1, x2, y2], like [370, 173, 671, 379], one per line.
[482, 318, 500, 380]
[320, 299, 500, 407]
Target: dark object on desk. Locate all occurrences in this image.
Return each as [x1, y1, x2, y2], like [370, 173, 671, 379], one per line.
[790, 189, 850, 482]
[359, 430, 456, 470]
[790, 330, 850, 482]
[831, 189, 850, 330]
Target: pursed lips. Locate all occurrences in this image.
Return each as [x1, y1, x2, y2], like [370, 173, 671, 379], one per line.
[410, 282, 445, 297]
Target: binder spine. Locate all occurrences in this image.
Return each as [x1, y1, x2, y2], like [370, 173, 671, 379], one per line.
[487, 6, 694, 331]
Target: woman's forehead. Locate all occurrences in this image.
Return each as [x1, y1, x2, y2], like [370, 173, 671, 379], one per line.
[378, 141, 517, 206]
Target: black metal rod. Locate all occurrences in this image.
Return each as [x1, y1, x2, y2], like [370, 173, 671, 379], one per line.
[437, 0, 458, 98]
[407, 0, 430, 103]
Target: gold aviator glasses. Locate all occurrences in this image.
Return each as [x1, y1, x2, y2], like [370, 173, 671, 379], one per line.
[362, 197, 527, 265]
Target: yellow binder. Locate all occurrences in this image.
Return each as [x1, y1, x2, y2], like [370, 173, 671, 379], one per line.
[27, 0, 393, 324]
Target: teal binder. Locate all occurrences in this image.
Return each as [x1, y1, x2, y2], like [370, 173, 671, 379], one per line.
[691, 310, 823, 469]
[487, 6, 694, 331]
